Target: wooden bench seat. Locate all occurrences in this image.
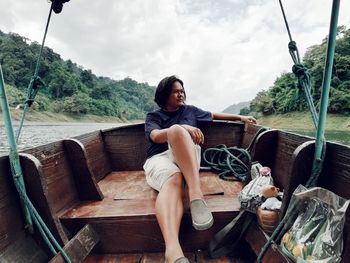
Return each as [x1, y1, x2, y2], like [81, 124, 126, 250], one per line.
[60, 170, 244, 254]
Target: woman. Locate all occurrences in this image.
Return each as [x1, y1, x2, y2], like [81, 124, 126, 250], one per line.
[144, 75, 256, 263]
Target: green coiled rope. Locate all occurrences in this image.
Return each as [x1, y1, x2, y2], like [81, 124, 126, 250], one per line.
[203, 144, 251, 181]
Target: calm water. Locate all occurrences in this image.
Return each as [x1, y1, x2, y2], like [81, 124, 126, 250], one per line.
[1, 123, 349, 155]
[0, 122, 125, 155]
[285, 129, 350, 146]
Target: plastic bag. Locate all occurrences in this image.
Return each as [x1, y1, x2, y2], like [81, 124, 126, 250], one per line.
[239, 163, 274, 213]
[281, 185, 349, 263]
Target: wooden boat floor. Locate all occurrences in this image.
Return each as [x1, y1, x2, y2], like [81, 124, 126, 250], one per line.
[60, 171, 249, 258]
[61, 170, 243, 219]
[84, 251, 250, 263]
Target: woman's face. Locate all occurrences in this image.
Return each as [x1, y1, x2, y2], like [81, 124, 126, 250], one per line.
[165, 81, 185, 111]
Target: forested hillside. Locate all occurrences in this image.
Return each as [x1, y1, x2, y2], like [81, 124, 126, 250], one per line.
[0, 30, 157, 120]
[242, 26, 350, 116]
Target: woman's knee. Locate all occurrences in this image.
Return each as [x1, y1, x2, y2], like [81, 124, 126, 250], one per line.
[167, 125, 188, 141]
[166, 172, 184, 189]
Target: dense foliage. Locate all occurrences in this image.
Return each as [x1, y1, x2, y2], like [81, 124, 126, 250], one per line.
[0, 30, 157, 120]
[242, 26, 350, 116]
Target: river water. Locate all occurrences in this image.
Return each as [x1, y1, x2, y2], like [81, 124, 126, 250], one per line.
[1, 123, 349, 155]
[0, 122, 124, 155]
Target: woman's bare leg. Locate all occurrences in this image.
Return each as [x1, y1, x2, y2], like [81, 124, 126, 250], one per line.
[155, 172, 184, 263]
[167, 125, 203, 201]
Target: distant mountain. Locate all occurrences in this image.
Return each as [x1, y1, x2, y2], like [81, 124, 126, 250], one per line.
[223, 101, 250, 114]
[0, 30, 157, 120]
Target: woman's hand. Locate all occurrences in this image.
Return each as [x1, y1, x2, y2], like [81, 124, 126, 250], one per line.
[240, 115, 257, 124]
[181, 124, 204, 144]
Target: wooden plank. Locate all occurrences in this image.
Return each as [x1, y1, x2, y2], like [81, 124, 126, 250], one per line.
[140, 252, 195, 262]
[61, 193, 239, 220]
[60, 194, 240, 254]
[252, 130, 311, 191]
[103, 124, 147, 171]
[63, 139, 104, 201]
[195, 250, 248, 263]
[97, 171, 157, 200]
[279, 141, 314, 216]
[0, 156, 24, 252]
[199, 121, 244, 150]
[49, 224, 99, 263]
[74, 131, 112, 182]
[24, 141, 80, 215]
[244, 221, 289, 263]
[240, 124, 265, 150]
[200, 172, 225, 196]
[20, 153, 70, 244]
[98, 171, 237, 201]
[84, 253, 142, 263]
[0, 235, 48, 263]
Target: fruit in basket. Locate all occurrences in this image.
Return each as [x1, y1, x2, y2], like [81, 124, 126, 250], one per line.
[292, 244, 303, 258]
[260, 185, 279, 198]
[282, 232, 290, 243]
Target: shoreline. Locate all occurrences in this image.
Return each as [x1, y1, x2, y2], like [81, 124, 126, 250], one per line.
[1, 109, 349, 131]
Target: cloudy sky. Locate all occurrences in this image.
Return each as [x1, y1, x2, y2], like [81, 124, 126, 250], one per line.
[1, 0, 349, 112]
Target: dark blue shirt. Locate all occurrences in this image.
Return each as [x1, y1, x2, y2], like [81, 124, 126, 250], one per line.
[145, 105, 212, 159]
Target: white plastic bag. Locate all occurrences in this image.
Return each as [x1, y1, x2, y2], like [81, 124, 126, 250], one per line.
[281, 185, 350, 263]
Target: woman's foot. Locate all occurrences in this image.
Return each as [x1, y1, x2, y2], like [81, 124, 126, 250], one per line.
[174, 256, 190, 263]
[165, 245, 184, 263]
[190, 199, 214, 230]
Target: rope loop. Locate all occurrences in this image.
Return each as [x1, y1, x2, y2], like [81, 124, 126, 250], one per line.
[25, 76, 46, 107]
[203, 144, 251, 182]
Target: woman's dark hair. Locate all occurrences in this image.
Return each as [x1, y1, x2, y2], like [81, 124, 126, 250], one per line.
[154, 75, 186, 109]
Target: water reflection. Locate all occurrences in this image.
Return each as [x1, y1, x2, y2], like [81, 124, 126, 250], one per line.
[285, 129, 350, 146]
[0, 122, 125, 154]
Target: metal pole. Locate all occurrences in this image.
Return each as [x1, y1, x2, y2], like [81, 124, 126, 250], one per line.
[311, 0, 340, 186]
[0, 64, 33, 231]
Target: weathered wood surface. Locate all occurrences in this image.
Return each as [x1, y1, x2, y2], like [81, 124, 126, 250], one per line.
[24, 141, 80, 216]
[252, 130, 312, 190]
[98, 171, 157, 200]
[20, 153, 69, 244]
[240, 124, 265, 150]
[279, 141, 314, 216]
[49, 224, 99, 263]
[244, 221, 289, 263]
[98, 171, 226, 200]
[103, 124, 148, 171]
[63, 138, 104, 201]
[0, 235, 48, 263]
[0, 156, 49, 262]
[199, 121, 244, 150]
[84, 251, 249, 263]
[73, 131, 112, 182]
[61, 171, 243, 254]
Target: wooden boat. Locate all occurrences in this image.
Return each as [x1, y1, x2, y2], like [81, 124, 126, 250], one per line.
[1, 121, 349, 262]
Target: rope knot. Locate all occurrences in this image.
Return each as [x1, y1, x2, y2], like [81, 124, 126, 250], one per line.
[25, 76, 46, 107]
[292, 63, 308, 78]
[288, 41, 297, 52]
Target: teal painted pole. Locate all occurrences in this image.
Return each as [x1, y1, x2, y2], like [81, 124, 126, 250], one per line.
[310, 0, 340, 187]
[0, 64, 33, 231]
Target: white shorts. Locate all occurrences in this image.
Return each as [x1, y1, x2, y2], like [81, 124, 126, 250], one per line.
[143, 144, 201, 191]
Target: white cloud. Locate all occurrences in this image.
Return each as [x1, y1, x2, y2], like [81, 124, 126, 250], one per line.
[1, 0, 350, 111]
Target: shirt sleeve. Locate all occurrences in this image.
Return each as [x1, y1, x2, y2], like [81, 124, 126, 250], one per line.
[192, 105, 213, 122]
[145, 112, 162, 140]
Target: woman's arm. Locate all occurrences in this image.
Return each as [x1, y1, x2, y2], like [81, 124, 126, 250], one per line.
[150, 128, 169, 144]
[212, 112, 257, 124]
[150, 124, 204, 145]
